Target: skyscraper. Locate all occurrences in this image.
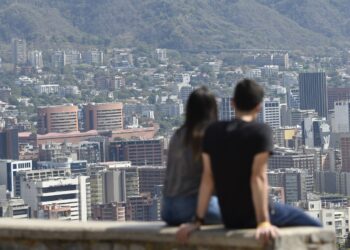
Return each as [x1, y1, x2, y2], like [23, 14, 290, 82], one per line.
[12, 39, 27, 65]
[327, 87, 350, 111]
[102, 170, 127, 203]
[340, 134, 350, 172]
[258, 98, 281, 129]
[299, 72, 328, 118]
[0, 129, 19, 160]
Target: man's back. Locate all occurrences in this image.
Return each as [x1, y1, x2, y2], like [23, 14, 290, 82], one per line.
[203, 119, 273, 228]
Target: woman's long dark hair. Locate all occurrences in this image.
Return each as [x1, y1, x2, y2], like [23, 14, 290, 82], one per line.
[183, 86, 218, 160]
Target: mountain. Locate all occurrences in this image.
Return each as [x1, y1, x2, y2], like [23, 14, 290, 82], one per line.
[0, 0, 349, 51]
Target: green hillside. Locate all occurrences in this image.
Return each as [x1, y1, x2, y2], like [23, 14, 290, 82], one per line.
[0, 0, 349, 50]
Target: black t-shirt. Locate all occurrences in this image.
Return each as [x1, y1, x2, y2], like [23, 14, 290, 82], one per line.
[203, 119, 273, 229]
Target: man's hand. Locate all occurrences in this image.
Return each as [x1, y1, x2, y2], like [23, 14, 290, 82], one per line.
[176, 223, 200, 244]
[255, 223, 279, 245]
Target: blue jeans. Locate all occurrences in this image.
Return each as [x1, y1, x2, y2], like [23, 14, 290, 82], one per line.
[161, 195, 221, 226]
[270, 203, 322, 227]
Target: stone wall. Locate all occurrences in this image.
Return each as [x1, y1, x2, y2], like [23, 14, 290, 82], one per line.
[0, 219, 336, 250]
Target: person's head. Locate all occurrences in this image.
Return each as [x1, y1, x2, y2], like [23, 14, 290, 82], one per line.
[184, 86, 218, 159]
[232, 78, 264, 116]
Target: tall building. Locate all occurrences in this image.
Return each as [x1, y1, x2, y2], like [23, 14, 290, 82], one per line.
[102, 170, 126, 203]
[0, 128, 19, 160]
[340, 134, 350, 172]
[51, 50, 66, 68]
[85, 136, 109, 162]
[258, 98, 281, 129]
[340, 172, 350, 196]
[299, 72, 328, 118]
[37, 105, 79, 134]
[102, 163, 140, 198]
[21, 176, 88, 221]
[155, 49, 167, 63]
[0, 160, 32, 197]
[327, 87, 350, 111]
[109, 138, 165, 166]
[287, 88, 300, 109]
[219, 97, 234, 121]
[314, 171, 340, 194]
[89, 171, 104, 207]
[306, 200, 350, 243]
[27, 50, 43, 70]
[332, 100, 350, 133]
[138, 166, 166, 196]
[84, 103, 123, 131]
[178, 85, 193, 104]
[302, 117, 331, 150]
[12, 39, 27, 65]
[16, 168, 71, 198]
[275, 169, 313, 204]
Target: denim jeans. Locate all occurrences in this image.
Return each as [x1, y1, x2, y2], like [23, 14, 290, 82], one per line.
[270, 203, 322, 227]
[161, 195, 221, 226]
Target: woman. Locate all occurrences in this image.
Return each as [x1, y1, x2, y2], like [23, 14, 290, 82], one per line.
[162, 86, 221, 226]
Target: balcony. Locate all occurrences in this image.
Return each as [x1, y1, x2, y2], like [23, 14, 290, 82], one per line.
[0, 219, 336, 250]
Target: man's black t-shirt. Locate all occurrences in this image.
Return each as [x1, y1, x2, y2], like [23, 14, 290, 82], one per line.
[203, 119, 273, 229]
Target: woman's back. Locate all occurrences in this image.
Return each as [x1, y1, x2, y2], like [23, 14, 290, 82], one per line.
[163, 127, 202, 197]
[161, 86, 221, 225]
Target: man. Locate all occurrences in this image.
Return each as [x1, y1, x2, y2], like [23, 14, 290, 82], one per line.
[177, 79, 321, 244]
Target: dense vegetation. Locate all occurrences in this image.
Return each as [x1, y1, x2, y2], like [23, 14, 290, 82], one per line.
[0, 0, 349, 50]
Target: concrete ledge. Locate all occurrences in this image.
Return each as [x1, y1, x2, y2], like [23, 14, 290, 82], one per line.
[0, 219, 336, 250]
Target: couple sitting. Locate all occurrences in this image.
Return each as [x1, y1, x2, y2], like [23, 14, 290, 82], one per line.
[162, 79, 321, 244]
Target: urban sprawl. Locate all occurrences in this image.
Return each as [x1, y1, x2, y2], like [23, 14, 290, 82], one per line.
[1, 39, 350, 244]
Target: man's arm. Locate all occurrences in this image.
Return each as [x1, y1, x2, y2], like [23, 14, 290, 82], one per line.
[251, 152, 279, 244]
[176, 153, 214, 243]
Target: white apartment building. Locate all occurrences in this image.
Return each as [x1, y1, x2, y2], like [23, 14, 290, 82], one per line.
[306, 200, 350, 244]
[34, 84, 60, 95]
[332, 100, 350, 133]
[28, 50, 43, 70]
[21, 176, 88, 221]
[258, 98, 281, 129]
